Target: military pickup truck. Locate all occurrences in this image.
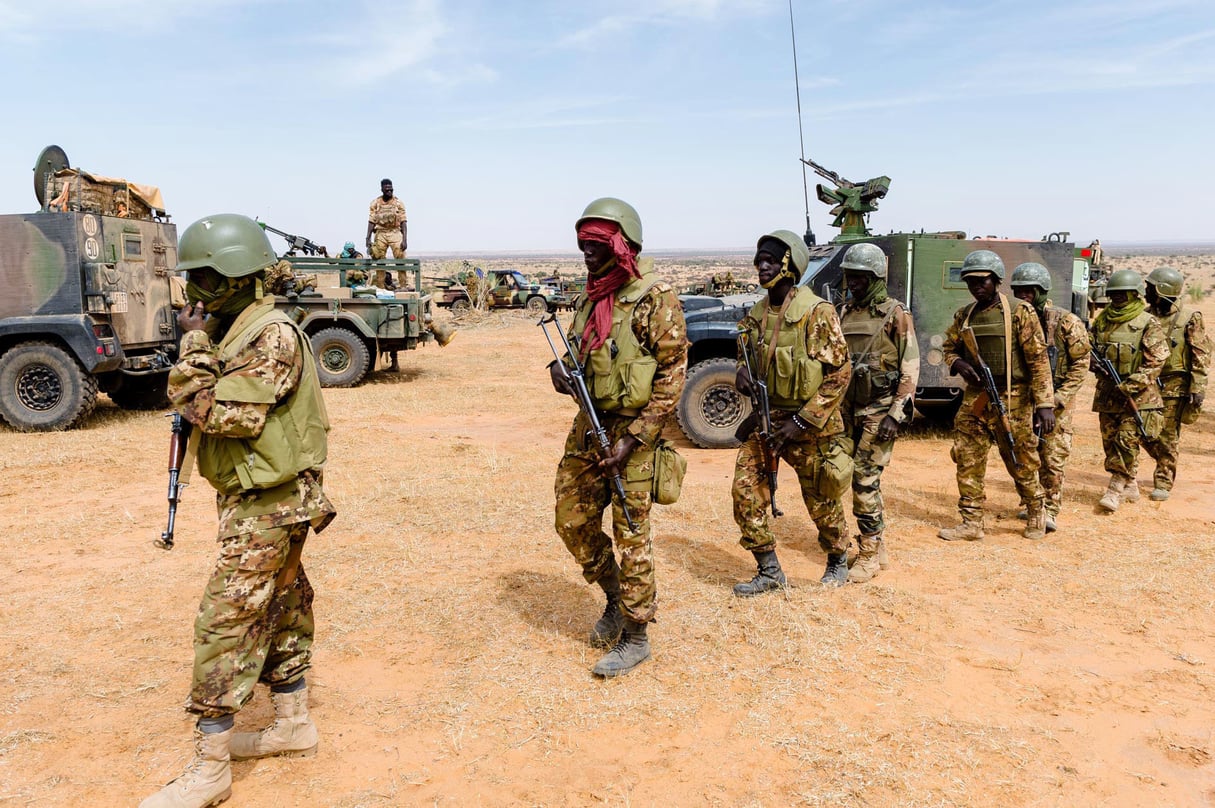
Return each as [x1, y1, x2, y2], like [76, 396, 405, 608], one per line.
[431, 268, 562, 315]
[0, 146, 181, 431]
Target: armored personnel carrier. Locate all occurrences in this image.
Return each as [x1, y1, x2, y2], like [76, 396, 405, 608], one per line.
[0, 146, 181, 430]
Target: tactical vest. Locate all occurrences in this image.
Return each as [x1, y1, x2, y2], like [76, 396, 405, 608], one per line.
[196, 299, 330, 495]
[964, 296, 1028, 386]
[571, 270, 661, 415]
[746, 287, 827, 410]
[1092, 311, 1153, 378]
[1159, 306, 1192, 377]
[841, 299, 902, 405]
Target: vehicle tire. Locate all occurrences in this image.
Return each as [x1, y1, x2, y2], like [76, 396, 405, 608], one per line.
[525, 295, 549, 316]
[676, 357, 751, 449]
[0, 341, 98, 431]
[108, 373, 170, 410]
[310, 327, 370, 388]
[450, 297, 472, 315]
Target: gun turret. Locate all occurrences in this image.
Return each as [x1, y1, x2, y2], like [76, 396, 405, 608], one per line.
[256, 220, 328, 257]
[801, 157, 891, 240]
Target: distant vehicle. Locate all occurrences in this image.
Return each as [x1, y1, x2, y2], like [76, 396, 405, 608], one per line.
[675, 158, 1093, 448]
[0, 145, 181, 431]
[430, 267, 562, 315]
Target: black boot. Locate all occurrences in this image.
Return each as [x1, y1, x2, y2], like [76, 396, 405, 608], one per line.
[733, 549, 787, 597]
[592, 619, 651, 678]
[589, 563, 625, 648]
[820, 553, 848, 587]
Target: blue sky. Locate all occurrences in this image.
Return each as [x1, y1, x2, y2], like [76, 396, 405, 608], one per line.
[0, 0, 1211, 253]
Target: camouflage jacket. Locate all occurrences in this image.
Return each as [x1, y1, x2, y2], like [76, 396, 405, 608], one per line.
[840, 297, 919, 423]
[1155, 306, 1210, 398]
[942, 294, 1055, 410]
[168, 302, 336, 538]
[1041, 303, 1091, 412]
[1090, 310, 1168, 413]
[368, 196, 407, 231]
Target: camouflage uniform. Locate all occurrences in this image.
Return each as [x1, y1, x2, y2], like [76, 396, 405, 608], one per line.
[1140, 305, 1210, 493]
[732, 288, 853, 557]
[1030, 303, 1090, 519]
[1091, 308, 1168, 484]
[942, 295, 1055, 527]
[554, 268, 687, 624]
[168, 297, 336, 718]
[368, 195, 407, 286]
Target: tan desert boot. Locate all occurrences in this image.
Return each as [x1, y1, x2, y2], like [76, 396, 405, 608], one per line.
[230, 688, 318, 761]
[140, 728, 232, 808]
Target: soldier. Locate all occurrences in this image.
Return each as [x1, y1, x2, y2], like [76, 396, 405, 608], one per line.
[365, 178, 408, 287]
[731, 229, 853, 593]
[550, 197, 687, 677]
[1139, 266, 1210, 500]
[142, 214, 335, 808]
[338, 240, 364, 259]
[1089, 269, 1169, 511]
[938, 250, 1056, 542]
[837, 243, 918, 583]
[1009, 262, 1090, 531]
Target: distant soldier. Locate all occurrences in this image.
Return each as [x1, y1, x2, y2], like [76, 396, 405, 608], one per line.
[836, 243, 917, 582]
[1139, 266, 1210, 500]
[731, 229, 853, 592]
[338, 240, 364, 259]
[1089, 269, 1168, 511]
[938, 250, 1056, 542]
[1009, 263, 1090, 531]
[365, 178, 408, 287]
[550, 198, 687, 677]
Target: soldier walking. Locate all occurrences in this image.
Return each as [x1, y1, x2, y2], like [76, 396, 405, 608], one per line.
[837, 243, 918, 583]
[1009, 262, 1090, 531]
[731, 230, 854, 592]
[1089, 269, 1169, 511]
[1139, 266, 1209, 500]
[550, 198, 687, 677]
[142, 215, 335, 807]
[938, 250, 1056, 542]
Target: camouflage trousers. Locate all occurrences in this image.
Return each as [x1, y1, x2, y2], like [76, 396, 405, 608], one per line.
[1099, 408, 1163, 479]
[843, 410, 897, 537]
[732, 411, 852, 555]
[189, 520, 314, 718]
[554, 413, 658, 624]
[1139, 397, 1185, 490]
[1032, 408, 1074, 518]
[370, 230, 407, 287]
[951, 391, 1042, 523]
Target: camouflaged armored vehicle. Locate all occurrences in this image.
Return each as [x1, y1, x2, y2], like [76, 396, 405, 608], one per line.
[431, 267, 561, 315]
[0, 146, 181, 431]
[676, 159, 1094, 448]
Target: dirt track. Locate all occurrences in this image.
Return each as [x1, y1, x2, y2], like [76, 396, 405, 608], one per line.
[1, 287, 1213, 806]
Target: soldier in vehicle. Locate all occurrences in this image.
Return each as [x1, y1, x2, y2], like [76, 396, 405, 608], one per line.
[938, 250, 1056, 542]
[1090, 269, 1168, 510]
[1009, 263, 1090, 531]
[142, 214, 335, 808]
[1139, 266, 1210, 501]
[731, 230, 853, 592]
[837, 243, 917, 583]
[338, 240, 364, 259]
[549, 197, 687, 677]
[365, 178, 408, 287]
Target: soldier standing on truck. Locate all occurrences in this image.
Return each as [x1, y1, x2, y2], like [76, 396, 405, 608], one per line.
[142, 214, 335, 808]
[837, 243, 918, 583]
[1139, 266, 1210, 501]
[938, 250, 1056, 543]
[1009, 263, 1090, 532]
[365, 178, 408, 287]
[550, 197, 687, 678]
[731, 230, 854, 593]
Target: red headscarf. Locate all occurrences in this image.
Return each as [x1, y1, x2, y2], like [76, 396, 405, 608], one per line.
[577, 220, 640, 353]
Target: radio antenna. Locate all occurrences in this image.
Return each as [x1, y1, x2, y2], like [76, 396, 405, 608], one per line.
[788, 0, 814, 246]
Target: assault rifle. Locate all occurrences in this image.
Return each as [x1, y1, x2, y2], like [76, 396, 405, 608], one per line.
[538, 313, 638, 532]
[256, 220, 328, 257]
[1090, 346, 1148, 437]
[959, 326, 1019, 466]
[737, 329, 782, 517]
[156, 412, 193, 550]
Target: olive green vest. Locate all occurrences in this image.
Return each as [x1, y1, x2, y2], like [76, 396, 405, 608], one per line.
[1158, 306, 1192, 377]
[965, 295, 1028, 385]
[1092, 310, 1153, 378]
[745, 287, 827, 411]
[1041, 306, 1066, 385]
[196, 299, 330, 495]
[841, 298, 902, 406]
[571, 268, 661, 416]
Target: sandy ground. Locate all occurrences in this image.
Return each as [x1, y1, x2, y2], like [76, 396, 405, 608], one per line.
[1, 261, 1213, 807]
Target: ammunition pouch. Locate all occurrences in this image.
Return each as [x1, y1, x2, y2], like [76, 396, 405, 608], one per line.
[651, 440, 686, 505]
[587, 338, 657, 412]
[771, 345, 823, 402]
[815, 439, 854, 500]
[849, 359, 900, 404]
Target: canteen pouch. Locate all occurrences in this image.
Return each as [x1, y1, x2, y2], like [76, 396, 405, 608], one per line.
[652, 440, 687, 505]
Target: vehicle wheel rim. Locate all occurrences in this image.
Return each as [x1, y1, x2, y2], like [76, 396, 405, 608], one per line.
[17, 363, 62, 412]
[320, 347, 351, 373]
[701, 382, 743, 428]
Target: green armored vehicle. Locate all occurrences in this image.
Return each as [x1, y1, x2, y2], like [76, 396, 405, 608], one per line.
[0, 146, 181, 431]
[676, 158, 1093, 448]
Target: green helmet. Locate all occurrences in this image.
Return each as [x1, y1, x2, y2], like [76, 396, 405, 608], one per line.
[576, 197, 643, 248]
[177, 213, 277, 278]
[840, 242, 887, 279]
[1106, 269, 1144, 295]
[959, 249, 1005, 280]
[1146, 265, 1183, 297]
[1010, 262, 1052, 291]
[756, 229, 810, 276]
